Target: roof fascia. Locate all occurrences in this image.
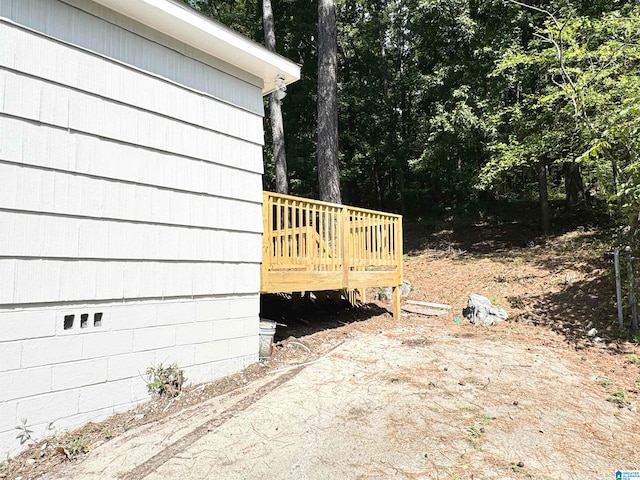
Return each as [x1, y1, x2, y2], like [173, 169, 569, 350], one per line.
[90, 0, 300, 95]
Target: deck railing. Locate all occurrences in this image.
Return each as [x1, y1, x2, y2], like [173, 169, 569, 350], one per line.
[261, 192, 403, 318]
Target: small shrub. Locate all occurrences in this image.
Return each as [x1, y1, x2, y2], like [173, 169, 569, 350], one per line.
[145, 363, 184, 398]
[607, 390, 627, 406]
[595, 376, 612, 387]
[58, 434, 88, 457]
[15, 418, 33, 446]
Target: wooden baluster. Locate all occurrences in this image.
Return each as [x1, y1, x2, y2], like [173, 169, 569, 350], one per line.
[275, 196, 281, 259]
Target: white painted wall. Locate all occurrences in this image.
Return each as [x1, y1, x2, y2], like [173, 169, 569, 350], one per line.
[0, 0, 267, 456]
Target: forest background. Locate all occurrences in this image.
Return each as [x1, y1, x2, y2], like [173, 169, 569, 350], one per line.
[182, 0, 640, 236]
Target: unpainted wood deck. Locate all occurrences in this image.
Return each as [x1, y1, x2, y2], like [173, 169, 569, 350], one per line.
[261, 192, 403, 319]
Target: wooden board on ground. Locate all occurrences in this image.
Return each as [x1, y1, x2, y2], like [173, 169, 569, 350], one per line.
[401, 304, 449, 316]
[405, 300, 452, 310]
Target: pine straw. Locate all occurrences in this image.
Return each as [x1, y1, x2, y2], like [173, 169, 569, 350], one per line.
[2, 223, 640, 479]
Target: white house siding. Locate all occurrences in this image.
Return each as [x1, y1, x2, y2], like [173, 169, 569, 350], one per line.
[0, 0, 268, 456]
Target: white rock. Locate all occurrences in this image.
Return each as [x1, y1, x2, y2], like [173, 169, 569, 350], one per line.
[463, 294, 508, 326]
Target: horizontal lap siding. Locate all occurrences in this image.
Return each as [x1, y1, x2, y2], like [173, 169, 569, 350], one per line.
[0, 67, 264, 171]
[2, 260, 260, 304]
[0, 212, 262, 262]
[0, 0, 264, 115]
[0, 117, 262, 196]
[0, 0, 266, 456]
[0, 161, 262, 232]
[0, 12, 265, 306]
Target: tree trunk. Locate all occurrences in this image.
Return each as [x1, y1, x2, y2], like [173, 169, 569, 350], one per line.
[317, 0, 341, 204]
[263, 0, 288, 194]
[269, 94, 288, 194]
[563, 161, 584, 208]
[538, 160, 550, 235]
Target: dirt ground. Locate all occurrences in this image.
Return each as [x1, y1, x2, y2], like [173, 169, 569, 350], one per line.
[2, 219, 640, 479]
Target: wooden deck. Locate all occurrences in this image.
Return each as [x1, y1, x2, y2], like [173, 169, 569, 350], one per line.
[261, 192, 403, 319]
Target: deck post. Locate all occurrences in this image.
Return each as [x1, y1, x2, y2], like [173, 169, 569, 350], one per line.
[358, 287, 366, 303]
[393, 217, 404, 320]
[261, 192, 270, 291]
[392, 285, 401, 320]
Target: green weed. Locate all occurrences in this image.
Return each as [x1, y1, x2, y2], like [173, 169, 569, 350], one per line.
[467, 425, 483, 450]
[481, 414, 497, 425]
[607, 390, 627, 406]
[15, 418, 33, 446]
[58, 434, 88, 457]
[145, 363, 184, 398]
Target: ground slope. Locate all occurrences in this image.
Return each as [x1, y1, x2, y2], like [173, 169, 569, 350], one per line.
[3, 221, 639, 479]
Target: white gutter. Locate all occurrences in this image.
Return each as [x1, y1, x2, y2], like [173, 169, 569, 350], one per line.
[89, 0, 300, 95]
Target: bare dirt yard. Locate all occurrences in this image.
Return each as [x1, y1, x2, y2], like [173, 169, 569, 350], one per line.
[3, 217, 640, 479]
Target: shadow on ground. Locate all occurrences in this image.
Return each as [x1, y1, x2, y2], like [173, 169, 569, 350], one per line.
[405, 202, 617, 260]
[405, 221, 613, 261]
[262, 204, 635, 353]
[513, 272, 631, 348]
[405, 206, 638, 351]
[260, 293, 389, 342]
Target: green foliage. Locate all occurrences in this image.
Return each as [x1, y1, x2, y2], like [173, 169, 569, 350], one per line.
[15, 418, 33, 446]
[179, 0, 261, 39]
[145, 363, 185, 398]
[58, 434, 89, 457]
[468, 425, 483, 438]
[481, 414, 497, 425]
[607, 390, 628, 406]
[483, 5, 640, 231]
[186, 0, 640, 228]
[467, 424, 484, 450]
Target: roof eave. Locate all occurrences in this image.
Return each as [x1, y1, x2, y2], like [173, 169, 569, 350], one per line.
[90, 0, 300, 95]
